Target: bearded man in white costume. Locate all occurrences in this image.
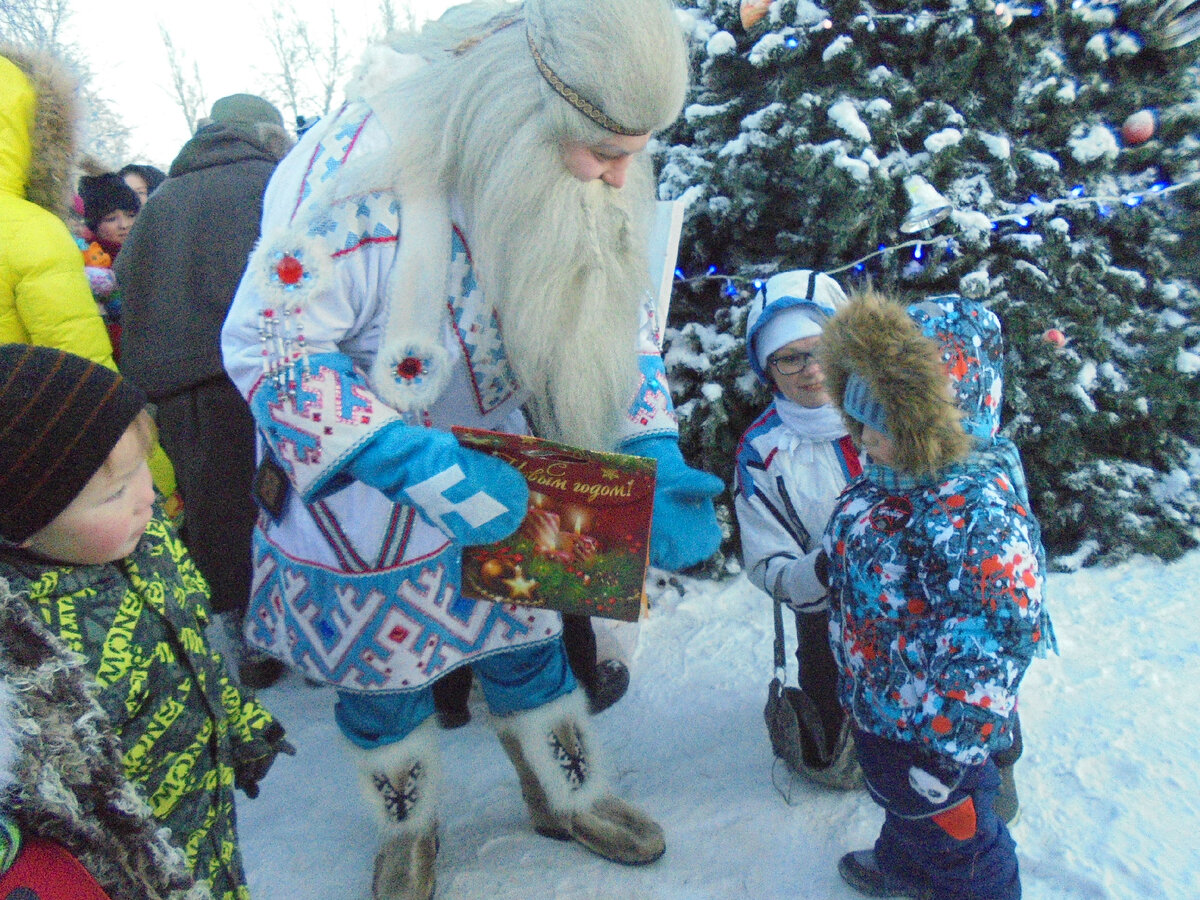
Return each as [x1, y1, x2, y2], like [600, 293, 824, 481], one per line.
[221, 1, 722, 896]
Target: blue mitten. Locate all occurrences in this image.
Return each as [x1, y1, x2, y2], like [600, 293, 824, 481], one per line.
[621, 435, 724, 571]
[348, 421, 528, 546]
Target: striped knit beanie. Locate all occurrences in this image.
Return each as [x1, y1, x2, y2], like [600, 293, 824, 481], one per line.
[842, 372, 891, 438]
[0, 345, 147, 543]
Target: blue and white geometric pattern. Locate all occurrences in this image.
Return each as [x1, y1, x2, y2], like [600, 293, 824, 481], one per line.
[447, 228, 519, 414]
[624, 353, 677, 441]
[250, 352, 401, 501]
[247, 537, 560, 691]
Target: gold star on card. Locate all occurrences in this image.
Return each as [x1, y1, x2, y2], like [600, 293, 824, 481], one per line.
[503, 566, 538, 600]
[600, 467, 621, 480]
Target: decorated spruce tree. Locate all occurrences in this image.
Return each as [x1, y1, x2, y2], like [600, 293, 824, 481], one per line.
[657, 0, 1200, 569]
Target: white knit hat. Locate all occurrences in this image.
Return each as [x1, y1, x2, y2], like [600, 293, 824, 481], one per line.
[745, 270, 847, 383]
[754, 307, 825, 372]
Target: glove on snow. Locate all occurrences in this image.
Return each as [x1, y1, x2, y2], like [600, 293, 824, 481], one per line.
[621, 435, 724, 571]
[349, 421, 528, 546]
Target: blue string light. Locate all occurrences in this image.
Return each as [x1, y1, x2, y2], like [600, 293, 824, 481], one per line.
[671, 173, 1195, 289]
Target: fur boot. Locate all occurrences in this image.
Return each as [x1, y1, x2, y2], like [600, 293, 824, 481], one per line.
[346, 720, 441, 900]
[495, 690, 665, 866]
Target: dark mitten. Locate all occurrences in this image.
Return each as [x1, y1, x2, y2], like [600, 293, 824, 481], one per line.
[235, 721, 296, 799]
[814, 549, 830, 588]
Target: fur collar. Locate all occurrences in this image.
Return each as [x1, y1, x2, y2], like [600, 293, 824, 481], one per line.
[0, 576, 208, 900]
[0, 45, 79, 220]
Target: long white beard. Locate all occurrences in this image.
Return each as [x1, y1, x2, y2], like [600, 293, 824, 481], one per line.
[462, 133, 654, 450]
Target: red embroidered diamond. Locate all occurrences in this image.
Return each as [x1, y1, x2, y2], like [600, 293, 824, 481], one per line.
[396, 356, 424, 380]
[276, 254, 304, 285]
[389, 625, 410, 644]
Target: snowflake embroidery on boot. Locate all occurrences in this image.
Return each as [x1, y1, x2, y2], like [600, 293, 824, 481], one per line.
[373, 761, 423, 822]
[549, 725, 589, 790]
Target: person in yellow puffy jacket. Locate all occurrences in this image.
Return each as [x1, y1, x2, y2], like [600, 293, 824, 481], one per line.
[0, 45, 180, 514]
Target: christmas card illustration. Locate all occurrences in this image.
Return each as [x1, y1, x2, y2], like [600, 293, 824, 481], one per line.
[452, 427, 657, 622]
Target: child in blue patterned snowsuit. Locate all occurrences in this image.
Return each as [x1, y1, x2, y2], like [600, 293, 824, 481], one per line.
[819, 290, 1054, 900]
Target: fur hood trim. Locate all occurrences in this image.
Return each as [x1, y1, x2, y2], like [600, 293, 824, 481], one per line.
[0, 577, 208, 900]
[821, 289, 971, 475]
[0, 45, 80, 220]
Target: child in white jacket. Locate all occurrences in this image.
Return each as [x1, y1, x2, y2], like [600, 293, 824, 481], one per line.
[733, 270, 862, 787]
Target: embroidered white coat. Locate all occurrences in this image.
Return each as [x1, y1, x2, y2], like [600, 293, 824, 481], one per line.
[221, 101, 677, 693]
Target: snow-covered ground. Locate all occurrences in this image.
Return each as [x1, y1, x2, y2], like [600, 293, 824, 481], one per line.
[239, 550, 1200, 899]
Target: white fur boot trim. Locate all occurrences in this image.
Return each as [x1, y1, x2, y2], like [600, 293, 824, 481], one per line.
[345, 720, 441, 900]
[495, 689, 607, 816]
[344, 718, 442, 835]
[495, 690, 665, 865]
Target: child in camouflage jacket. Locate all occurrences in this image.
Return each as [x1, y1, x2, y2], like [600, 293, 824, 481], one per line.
[0, 343, 292, 900]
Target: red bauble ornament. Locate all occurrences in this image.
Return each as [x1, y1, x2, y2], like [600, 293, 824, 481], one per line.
[1121, 110, 1155, 146]
[276, 254, 304, 285]
[740, 0, 771, 30]
[1043, 328, 1067, 347]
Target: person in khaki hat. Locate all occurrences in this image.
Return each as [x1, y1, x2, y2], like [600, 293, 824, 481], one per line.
[0, 343, 292, 900]
[116, 94, 294, 691]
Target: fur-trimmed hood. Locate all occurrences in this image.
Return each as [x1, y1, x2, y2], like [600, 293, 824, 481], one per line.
[0, 45, 80, 220]
[821, 289, 972, 475]
[0, 577, 208, 900]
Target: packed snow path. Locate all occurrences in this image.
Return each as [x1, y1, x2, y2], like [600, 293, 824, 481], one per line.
[240, 553, 1200, 899]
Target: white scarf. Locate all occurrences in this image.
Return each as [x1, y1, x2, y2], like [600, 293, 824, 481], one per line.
[774, 398, 847, 442]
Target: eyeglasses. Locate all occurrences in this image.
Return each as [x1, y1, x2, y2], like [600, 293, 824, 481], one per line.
[769, 350, 819, 375]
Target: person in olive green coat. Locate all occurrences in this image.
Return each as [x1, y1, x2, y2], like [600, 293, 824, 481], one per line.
[0, 344, 292, 900]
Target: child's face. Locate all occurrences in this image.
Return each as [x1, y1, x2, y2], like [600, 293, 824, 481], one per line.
[122, 173, 150, 204]
[768, 336, 830, 408]
[95, 209, 136, 247]
[22, 426, 155, 565]
[859, 425, 897, 466]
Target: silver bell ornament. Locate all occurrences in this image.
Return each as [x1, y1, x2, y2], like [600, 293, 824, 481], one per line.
[900, 175, 952, 233]
[1146, 0, 1200, 50]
